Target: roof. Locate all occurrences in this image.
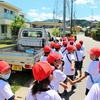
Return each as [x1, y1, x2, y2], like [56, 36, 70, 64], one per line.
[0, 1, 22, 11]
[28, 22, 66, 27]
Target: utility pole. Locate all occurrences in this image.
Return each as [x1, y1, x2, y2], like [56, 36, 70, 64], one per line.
[70, 0, 73, 34]
[63, 0, 66, 38]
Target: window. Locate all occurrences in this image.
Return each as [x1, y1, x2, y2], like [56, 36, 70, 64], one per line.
[22, 30, 42, 37]
[1, 25, 7, 33]
[28, 31, 42, 37]
[4, 9, 9, 13]
[22, 31, 28, 37]
[10, 11, 15, 15]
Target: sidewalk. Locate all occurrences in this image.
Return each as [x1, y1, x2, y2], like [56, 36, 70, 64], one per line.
[15, 78, 33, 100]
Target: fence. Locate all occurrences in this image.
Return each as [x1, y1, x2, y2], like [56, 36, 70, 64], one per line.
[0, 36, 17, 44]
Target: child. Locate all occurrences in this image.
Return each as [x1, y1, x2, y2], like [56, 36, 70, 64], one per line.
[60, 41, 68, 56]
[79, 40, 85, 52]
[84, 82, 100, 100]
[26, 61, 62, 100]
[0, 60, 20, 100]
[74, 43, 85, 77]
[40, 45, 51, 61]
[73, 47, 100, 95]
[63, 45, 76, 90]
[47, 52, 73, 95]
[50, 41, 55, 52]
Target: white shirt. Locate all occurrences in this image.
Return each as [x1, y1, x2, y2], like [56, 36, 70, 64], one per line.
[40, 55, 48, 62]
[26, 86, 62, 100]
[84, 83, 100, 100]
[0, 79, 14, 100]
[63, 53, 75, 75]
[50, 69, 67, 91]
[26, 86, 36, 100]
[85, 60, 100, 90]
[60, 46, 68, 56]
[74, 50, 85, 61]
[81, 44, 85, 52]
[51, 48, 55, 52]
[54, 51, 63, 57]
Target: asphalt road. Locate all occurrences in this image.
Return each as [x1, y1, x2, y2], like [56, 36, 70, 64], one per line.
[15, 33, 100, 100]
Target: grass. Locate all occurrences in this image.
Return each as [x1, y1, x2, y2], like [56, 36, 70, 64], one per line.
[0, 43, 33, 93]
[8, 71, 33, 93]
[0, 44, 15, 48]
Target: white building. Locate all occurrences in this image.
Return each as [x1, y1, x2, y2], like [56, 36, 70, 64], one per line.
[0, 1, 30, 39]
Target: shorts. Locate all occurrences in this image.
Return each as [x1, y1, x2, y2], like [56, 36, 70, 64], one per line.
[75, 61, 82, 70]
[85, 88, 90, 95]
[67, 75, 74, 81]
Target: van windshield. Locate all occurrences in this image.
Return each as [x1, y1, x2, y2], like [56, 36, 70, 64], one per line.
[22, 30, 42, 37]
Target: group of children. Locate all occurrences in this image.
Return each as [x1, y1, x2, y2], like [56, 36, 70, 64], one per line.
[26, 35, 86, 100]
[0, 35, 100, 100]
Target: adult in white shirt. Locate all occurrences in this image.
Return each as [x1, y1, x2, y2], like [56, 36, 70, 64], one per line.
[26, 61, 62, 100]
[84, 82, 100, 100]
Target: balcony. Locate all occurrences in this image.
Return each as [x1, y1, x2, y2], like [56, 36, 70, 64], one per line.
[0, 12, 30, 22]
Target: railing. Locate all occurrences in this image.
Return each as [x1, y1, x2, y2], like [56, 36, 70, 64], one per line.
[0, 12, 30, 22]
[0, 36, 17, 44]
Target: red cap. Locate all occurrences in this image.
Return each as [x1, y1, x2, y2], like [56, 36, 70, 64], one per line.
[79, 40, 83, 45]
[54, 43, 61, 49]
[43, 45, 51, 53]
[76, 43, 81, 49]
[70, 37, 75, 41]
[47, 52, 62, 64]
[50, 42, 55, 48]
[0, 60, 10, 72]
[67, 45, 76, 52]
[68, 37, 71, 41]
[63, 37, 67, 41]
[32, 61, 54, 81]
[62, 41, 68, 46]
[60, 37, 63, 41]
[70, 41, 74, 45]
[88, 47, 100, 57]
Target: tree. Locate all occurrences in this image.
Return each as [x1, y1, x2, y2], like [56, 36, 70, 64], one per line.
[51, 28, 61, 37]
[10, 15, 27, 36]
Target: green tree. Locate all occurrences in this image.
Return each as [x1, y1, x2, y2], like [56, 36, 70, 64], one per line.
[96, 21, 100, 28]
[51, 28, 61, 37]
[10, 15, 26, 36]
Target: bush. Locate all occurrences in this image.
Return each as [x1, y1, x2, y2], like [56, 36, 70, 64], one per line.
[92, 30, 100, 41]
[65, 32, 70, 37]
[84, 29, 90, 36]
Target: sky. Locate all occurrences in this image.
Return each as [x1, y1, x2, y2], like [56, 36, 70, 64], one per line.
[3, 0, 100, 21]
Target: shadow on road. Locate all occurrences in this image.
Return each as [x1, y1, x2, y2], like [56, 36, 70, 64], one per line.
[61, 90, 75, 100]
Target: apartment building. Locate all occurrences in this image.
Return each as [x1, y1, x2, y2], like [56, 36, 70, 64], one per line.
[0, 1, 30, 39]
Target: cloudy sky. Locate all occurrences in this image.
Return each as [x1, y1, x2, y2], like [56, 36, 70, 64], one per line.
[3, 0, 100, 21]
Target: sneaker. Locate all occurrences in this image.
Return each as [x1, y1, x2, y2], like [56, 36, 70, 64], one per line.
[62, 90, 68, 96]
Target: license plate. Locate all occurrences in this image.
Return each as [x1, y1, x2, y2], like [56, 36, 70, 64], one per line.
[12, 65, 22, 71]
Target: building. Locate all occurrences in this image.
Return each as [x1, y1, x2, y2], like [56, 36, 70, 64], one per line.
[0, 1, 30, 39]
